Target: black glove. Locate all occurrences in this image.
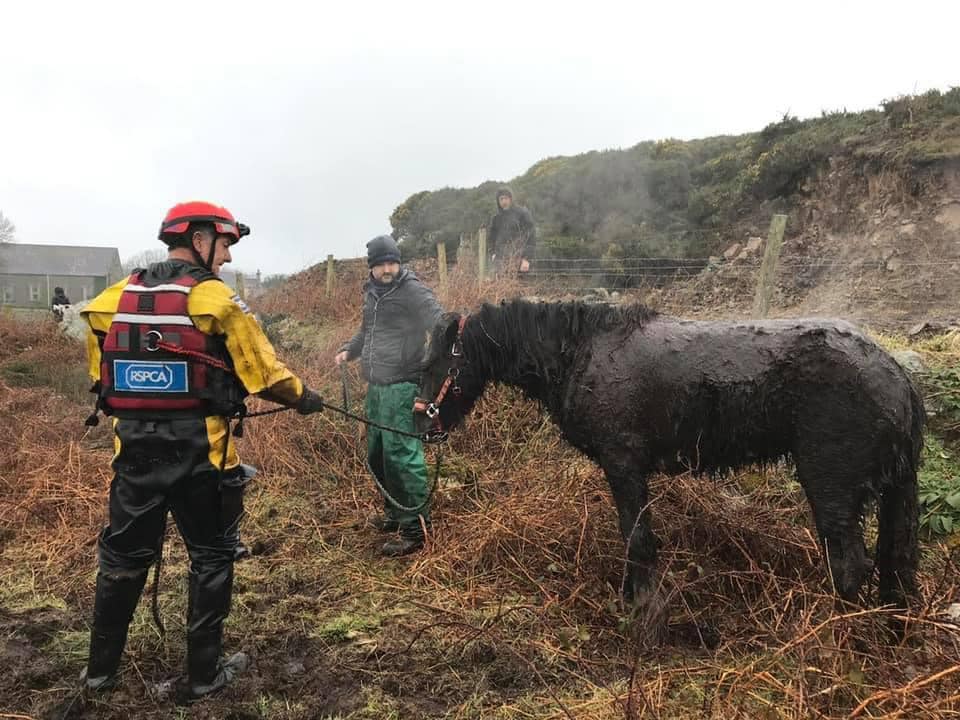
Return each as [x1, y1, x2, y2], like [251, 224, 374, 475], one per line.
[297, 388, 325, 415]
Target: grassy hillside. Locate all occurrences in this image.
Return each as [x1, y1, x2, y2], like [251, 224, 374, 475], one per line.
[391, 88, 960, 263]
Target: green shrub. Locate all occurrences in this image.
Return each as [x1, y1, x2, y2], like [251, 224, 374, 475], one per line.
[922, 364, 960, 433]
[943, 86, 960, 115]
[647, 160, 691, 210]
[539, 234, 588, 259]
[754, 114, 804, 155]
[918, 435, 960, 537]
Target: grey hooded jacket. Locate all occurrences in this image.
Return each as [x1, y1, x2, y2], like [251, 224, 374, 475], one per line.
[340, 268, 444, 386]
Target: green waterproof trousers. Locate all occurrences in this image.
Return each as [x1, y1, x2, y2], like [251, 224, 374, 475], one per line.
[365, 382, 430, 530]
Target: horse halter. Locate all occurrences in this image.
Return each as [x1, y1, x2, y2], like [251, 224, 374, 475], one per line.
[413, 314, 468, 444]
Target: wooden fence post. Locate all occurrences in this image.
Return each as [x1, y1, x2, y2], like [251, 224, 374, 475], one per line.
[326, 254, 335, 298]
[752, 214, 788, 318]
[436, 241, 447, 290]
[477, 227, 487, 282]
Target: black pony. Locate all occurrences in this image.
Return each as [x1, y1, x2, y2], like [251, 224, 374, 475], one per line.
[415, 300, 923, 612]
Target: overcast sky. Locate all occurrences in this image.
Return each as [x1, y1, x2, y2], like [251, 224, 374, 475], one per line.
[1, 0, 956, 276]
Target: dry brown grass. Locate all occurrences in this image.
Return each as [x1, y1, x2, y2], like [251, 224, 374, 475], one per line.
[0, 268, 958, 719]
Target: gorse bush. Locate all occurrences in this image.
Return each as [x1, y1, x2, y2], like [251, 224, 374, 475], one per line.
[646, 158, 691, 210]
[883, 87, 960, 129]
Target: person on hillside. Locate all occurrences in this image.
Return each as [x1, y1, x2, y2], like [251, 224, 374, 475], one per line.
[79, 201, 325, 704]
[51, 286, 71, 322]
[486, 187, 536, 277]
[334, 235, 444, 556]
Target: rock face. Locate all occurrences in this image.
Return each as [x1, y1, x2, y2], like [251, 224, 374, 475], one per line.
[657, 158, 960, 329]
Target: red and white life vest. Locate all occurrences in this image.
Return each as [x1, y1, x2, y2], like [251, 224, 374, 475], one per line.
[98, 269, 246, 418]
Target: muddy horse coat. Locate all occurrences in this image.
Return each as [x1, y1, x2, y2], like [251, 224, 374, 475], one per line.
[415, 300, 923, 611]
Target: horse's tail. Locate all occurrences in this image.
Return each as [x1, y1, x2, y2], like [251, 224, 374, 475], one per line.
[875, 378, 923, 608]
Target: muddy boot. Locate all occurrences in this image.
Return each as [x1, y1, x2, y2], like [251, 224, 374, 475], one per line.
[83, 568, 148, 691]
[381, 526, 426, 557]
[82, 630, 127, 691]
[366, 514, 401, 533]
[174, 652, 249, 704]
[175, 629, 248, 705]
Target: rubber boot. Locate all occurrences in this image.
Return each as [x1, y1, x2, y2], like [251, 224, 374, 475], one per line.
[173, 556, 241, 703]
[175, 628, 248, 704]
[381, 525, 427, 557]
[84, 568, 148, 691]
[83, 631, 127, 691]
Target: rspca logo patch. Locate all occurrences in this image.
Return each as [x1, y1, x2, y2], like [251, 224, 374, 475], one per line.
[113, 360, 189, 393]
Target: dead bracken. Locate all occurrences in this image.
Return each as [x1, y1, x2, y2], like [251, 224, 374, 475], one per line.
[1, 266, 959, 720]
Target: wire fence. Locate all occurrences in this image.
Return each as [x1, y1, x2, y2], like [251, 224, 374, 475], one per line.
[502, 255, 960, 280]
[465, 253, 959, 330]
[316, 237, 960, 330]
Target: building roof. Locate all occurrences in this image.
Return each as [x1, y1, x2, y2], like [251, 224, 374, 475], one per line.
[0, 243, 122, 276]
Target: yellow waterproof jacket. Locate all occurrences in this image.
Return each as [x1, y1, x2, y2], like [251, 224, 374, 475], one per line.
[82, 262, 305, 470]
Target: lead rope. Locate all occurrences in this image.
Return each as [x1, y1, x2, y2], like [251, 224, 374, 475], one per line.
[150, 523, 166, 635]
[340, 363, 443, 515]
[142, 362, 444, 634]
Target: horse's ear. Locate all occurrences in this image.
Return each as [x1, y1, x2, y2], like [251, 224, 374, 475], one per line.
[440, 312, 461, 344]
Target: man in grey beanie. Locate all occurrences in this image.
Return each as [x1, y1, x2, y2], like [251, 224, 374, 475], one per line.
[335, 235, 444, 555]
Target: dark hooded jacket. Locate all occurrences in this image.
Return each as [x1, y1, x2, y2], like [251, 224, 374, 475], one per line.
[340, 268, 444, 386]
[488, 189, 536, 261]
[51, 288, 71, 307]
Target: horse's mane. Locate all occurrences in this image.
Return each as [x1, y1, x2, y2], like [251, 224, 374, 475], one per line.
[480, 298, 655, 336]
[464, 299, 657, 407]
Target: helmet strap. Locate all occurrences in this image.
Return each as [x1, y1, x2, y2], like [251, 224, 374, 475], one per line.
[205, 237, 217, 272]
[189, 230, 217, 272]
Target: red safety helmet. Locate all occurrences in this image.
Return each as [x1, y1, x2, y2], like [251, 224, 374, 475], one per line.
[158, 201, 250, 245]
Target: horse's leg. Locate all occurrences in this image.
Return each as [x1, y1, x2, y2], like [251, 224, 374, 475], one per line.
[793, 439, 871, 603]
[600, 453, 659, 605]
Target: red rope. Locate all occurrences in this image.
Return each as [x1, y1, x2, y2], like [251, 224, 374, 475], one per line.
[155, 341, 233, 373]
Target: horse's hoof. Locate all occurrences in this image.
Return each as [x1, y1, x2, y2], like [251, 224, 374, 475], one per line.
[621, 591, 668, 647]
